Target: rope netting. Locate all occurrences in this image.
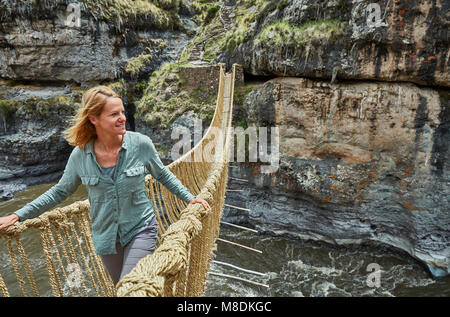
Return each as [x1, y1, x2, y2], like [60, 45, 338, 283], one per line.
[0, 63, 237, 297]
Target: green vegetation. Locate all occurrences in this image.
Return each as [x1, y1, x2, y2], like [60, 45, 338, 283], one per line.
[21, 95, 78, 117]
[201, 17, 227, 61]
[136, 62, 216, 128]
[231, 83, 261, 136]
[185, 0, 323, 62]
[0, 92, 80, 133]
[183, 0, 348, 64]
[204, 0, 271, 58]
[106, 79, 127, 97]
[190, 0, 220, 25]
[180, 0, 271, 63]
[178, 1, 223, 63]
[255, 20, 294, 47]
[123, 38, 167, 79]
[134, 80, 148, 95]
[83, 0, 184, 30]
[0, 98, 20, 132]
[235, 119, 248, 130]
[0, 0, 186, 30]
[223, 0, 269, 52]
[124, 52, 153, 78]
[0, 98, 19, 116]
[255, 19, 347, 48]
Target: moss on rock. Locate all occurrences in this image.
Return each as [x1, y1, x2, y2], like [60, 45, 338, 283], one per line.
[0, 98, 20, 132]
[21, 95, 78, 117]
[136, 62, 216, 128]
[255, 19, 347, 48]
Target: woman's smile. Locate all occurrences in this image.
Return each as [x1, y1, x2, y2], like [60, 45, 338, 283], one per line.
[115, 122, 126, 130]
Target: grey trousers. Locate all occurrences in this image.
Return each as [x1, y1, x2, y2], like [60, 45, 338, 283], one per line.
[100, 216, 158, 285]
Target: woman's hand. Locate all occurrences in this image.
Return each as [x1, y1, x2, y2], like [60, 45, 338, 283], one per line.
[188, 197, 211, 211]
[0, 214, 20, 231]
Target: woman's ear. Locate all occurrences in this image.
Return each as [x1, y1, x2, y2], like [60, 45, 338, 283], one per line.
[88, 114, 97, 126]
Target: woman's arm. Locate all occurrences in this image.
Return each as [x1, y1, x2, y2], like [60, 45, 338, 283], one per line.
[142, 135, 195, 203]
[12, 147, 82, 222]
[141, 134, 211, 210]
[0, 214, 19, 230]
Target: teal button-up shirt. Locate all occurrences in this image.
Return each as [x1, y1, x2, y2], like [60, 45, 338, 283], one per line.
[14, 131, 195, 255]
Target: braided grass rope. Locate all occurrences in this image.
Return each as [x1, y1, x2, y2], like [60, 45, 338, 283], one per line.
[0, 63, 237, 297]
[0, 274, 9, 297]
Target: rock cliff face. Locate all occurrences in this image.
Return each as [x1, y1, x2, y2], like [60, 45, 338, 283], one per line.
[0, 84, 79, 201]
[225, 0, 449, 87]
[0, 0, 191, 85]
[210, 0, 449, 278]
[225, 77, 449, 277]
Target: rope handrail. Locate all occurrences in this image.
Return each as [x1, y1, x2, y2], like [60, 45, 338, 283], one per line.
[0, 63, 238, 297]
[116, 63, 236, 296]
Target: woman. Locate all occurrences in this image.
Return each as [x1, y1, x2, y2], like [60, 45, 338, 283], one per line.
[0, 86, 210, 284]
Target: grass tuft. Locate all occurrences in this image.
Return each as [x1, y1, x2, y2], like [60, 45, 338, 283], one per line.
[255, 19, 347, 48]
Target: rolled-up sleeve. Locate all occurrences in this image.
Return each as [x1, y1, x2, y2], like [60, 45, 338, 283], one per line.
[14, 148, 81, 221]
[141, 135, 195, 203]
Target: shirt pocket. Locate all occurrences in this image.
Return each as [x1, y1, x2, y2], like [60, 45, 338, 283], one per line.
[125, 163, 145, 177]
[81, 176, 100, 186]
[81, 175, 104, 203]
[123, 163, 146, 189]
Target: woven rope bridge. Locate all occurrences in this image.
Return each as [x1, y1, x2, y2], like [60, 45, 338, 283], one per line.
[0, 63, 237, 297]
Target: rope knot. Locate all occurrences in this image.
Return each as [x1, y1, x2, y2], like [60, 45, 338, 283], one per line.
[116, 275, 164, 297]
[0, 221, 27, 238]
[27, 214, 50, 229]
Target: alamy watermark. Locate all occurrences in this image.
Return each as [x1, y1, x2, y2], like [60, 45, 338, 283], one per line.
[66, 262, 83, 289]
[366, 3, 382, 27]
[65, 2, 81, 28]
[171, 119, 280, 174]
[366, 263, 382, 288]
[365, 1, 391, 28]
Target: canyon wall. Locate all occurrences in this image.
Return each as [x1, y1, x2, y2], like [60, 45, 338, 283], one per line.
[226, 77, 449, 277]
[217, 0, 449, 278]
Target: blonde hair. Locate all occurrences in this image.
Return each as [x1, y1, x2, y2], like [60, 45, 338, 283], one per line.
[64, 85, 122, 148]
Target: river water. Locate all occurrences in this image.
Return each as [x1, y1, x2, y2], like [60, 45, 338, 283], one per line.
[1, 182, 449, 297]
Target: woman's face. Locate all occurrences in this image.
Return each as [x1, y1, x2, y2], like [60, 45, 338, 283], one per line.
[90, 97, 127, 137]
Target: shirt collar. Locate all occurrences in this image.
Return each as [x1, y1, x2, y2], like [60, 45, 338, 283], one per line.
[121, 133, 128, 150]
[84, 133, 128, 154]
